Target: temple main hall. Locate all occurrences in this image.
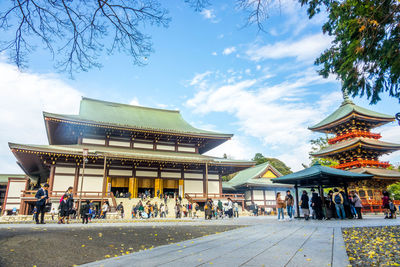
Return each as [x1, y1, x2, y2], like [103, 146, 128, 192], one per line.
[6, 97, 253, 214]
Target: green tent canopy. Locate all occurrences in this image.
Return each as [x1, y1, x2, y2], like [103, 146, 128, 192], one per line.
[271, 162, 373, 187]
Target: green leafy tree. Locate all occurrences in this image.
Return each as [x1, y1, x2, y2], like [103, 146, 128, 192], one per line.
[300, 0, 400, 103]
[251, 153, 293, 175]
[388, 182, 400, 200]
[308, 136, 338, 167]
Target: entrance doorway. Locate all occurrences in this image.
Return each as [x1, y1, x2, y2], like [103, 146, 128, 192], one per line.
[138, 178, 155, 198]
[110, 177, 129, 198]
[163, 179, 179, 198]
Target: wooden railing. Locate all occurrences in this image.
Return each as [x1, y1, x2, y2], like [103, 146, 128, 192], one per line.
[185, 193, 245, 200]
[328, 130, 381, 144]
[361, 199, 400, 213]
[333, 159, 390, 169]
[21, 190, 112, 199]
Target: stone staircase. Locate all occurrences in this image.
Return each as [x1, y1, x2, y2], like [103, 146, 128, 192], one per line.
[115, 197, 193, 218]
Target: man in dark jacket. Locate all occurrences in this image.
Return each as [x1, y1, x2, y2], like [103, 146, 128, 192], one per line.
[34, 183, 49, 224]
[311, 192, 323, 220]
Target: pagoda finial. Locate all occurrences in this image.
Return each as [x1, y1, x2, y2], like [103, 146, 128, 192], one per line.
[341, 88, 354, 106]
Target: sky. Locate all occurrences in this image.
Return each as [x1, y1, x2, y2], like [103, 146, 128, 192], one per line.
[0, 0, 399, 174]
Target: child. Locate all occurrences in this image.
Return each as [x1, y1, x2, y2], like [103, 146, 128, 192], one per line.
[58, 194, 69, 224]
[32, 206, 38, 221]
[389, 199, 397, 219]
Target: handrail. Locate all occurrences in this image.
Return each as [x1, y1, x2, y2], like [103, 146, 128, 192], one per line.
[185, 193, 245, 200]
[21, 190, 111, 199]
[328, 130, 381, 144]
[334, 159, 390, 169]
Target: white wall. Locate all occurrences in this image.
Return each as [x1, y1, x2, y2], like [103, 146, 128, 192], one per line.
[136, 170, 157, 177]
[253, 190, 264, 199]
[161, 172, 181, 179]
[207, 181, 220, 194]
[133, 142, 153, 149]
[53, 175, 75, 192]
[81, 168, 104, 175]
[109, 140, 130, 147]
[177, 146, 196, 153]
[109, 169, 132, 176]
[82, 138, 105, 145]
[77, 176, 103, 193]
[184, 173, 203, 179]
[208, 174, 219, 180]
[55, 166, 75, 174]
[156, 144, 175, 151]
[184, 180, 203, 194]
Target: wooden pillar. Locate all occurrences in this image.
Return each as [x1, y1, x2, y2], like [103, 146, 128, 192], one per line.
[48, 165, 56, 193]
[294, 185, 300, 218]
[179, 180, 184, 197]
[101, 157, 108, 201]
[73, 166, 80, 197]
[219, 173, 222, 196]
[129, 178, 134, 197]
[205, 163, 208, 197]
[263, 190, 266, 208]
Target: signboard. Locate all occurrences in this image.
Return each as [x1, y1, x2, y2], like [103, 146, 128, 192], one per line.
[83, 148, 89, 157]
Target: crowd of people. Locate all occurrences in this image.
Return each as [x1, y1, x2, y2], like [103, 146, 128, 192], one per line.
[275, 188, 398, 221]
[204, 198, 240, 219]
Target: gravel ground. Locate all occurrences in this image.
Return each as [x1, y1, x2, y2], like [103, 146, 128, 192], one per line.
[0, 224, 242, 267]
[342, 225, 400, 266]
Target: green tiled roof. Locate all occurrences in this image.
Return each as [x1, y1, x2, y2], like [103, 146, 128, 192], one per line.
[311, 137, 400, 157]
[0, 174, 25, 183]
[271, 162, 372, 186]
[224, 162, 287, 189]
[44, 97, 232, 138]
[309, 98, 394, 131]
[9, 143, 254, 166]
[349, 168, 400, 178]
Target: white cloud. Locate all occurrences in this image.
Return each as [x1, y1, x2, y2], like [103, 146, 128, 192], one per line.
[0, 62, 82, 172]
[129, 97, 140, 106]
[379, 123, 400, 164]
[188, 71, 212, 90]
[222, 46, 236, 55]
[211, 52, 218, 56]
[201, 9, 215, 19]
[200, 9, 219, 23]
[205, 136, 254, 160]
[246, 33, 333, 62]
[186, 68, 340, 171]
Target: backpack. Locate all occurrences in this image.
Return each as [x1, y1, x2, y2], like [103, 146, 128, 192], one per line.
[334, 194, 342, 204]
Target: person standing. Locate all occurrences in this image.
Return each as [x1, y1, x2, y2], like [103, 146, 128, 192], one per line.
[101, 201, 109, 219]
[227, 198, 233, 218]
[64, 186, 74, 224]
[34, 183, 49, 224]
[50, 207, 57, 221]
[81, 200, 90, 224]
[285, 190, 294, 220]
[382, 191, 390, 219]
[351, 191, 363, 219]
[58, 194, 69, 224]
[276, 192, 285, 221]
[332, 188, 345, 219]
[300, 191, 310, 220]
[311, 191, 323, 220]
[233, 202, 239, 218]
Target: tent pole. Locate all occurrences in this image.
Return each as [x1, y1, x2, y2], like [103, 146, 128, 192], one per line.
[295, 184, 300, 219]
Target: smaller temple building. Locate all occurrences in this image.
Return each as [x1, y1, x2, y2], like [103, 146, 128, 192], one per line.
[222, 162, 293, 211]
[0, 174, 28, 214]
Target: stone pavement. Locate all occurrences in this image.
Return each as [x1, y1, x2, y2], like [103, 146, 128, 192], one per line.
[79, 216, 400, 267]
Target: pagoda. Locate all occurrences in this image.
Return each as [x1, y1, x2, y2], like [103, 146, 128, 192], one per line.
[309, 91, 400, 200]
[5, 97, 253, 214]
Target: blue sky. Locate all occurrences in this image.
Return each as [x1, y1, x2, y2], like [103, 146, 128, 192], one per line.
[0, 0, 399, 173]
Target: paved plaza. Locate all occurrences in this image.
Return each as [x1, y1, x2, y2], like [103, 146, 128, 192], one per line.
[70, 216, 399, 267]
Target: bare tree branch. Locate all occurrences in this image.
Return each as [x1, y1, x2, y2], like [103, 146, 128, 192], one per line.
[0, 0, 170, 76]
